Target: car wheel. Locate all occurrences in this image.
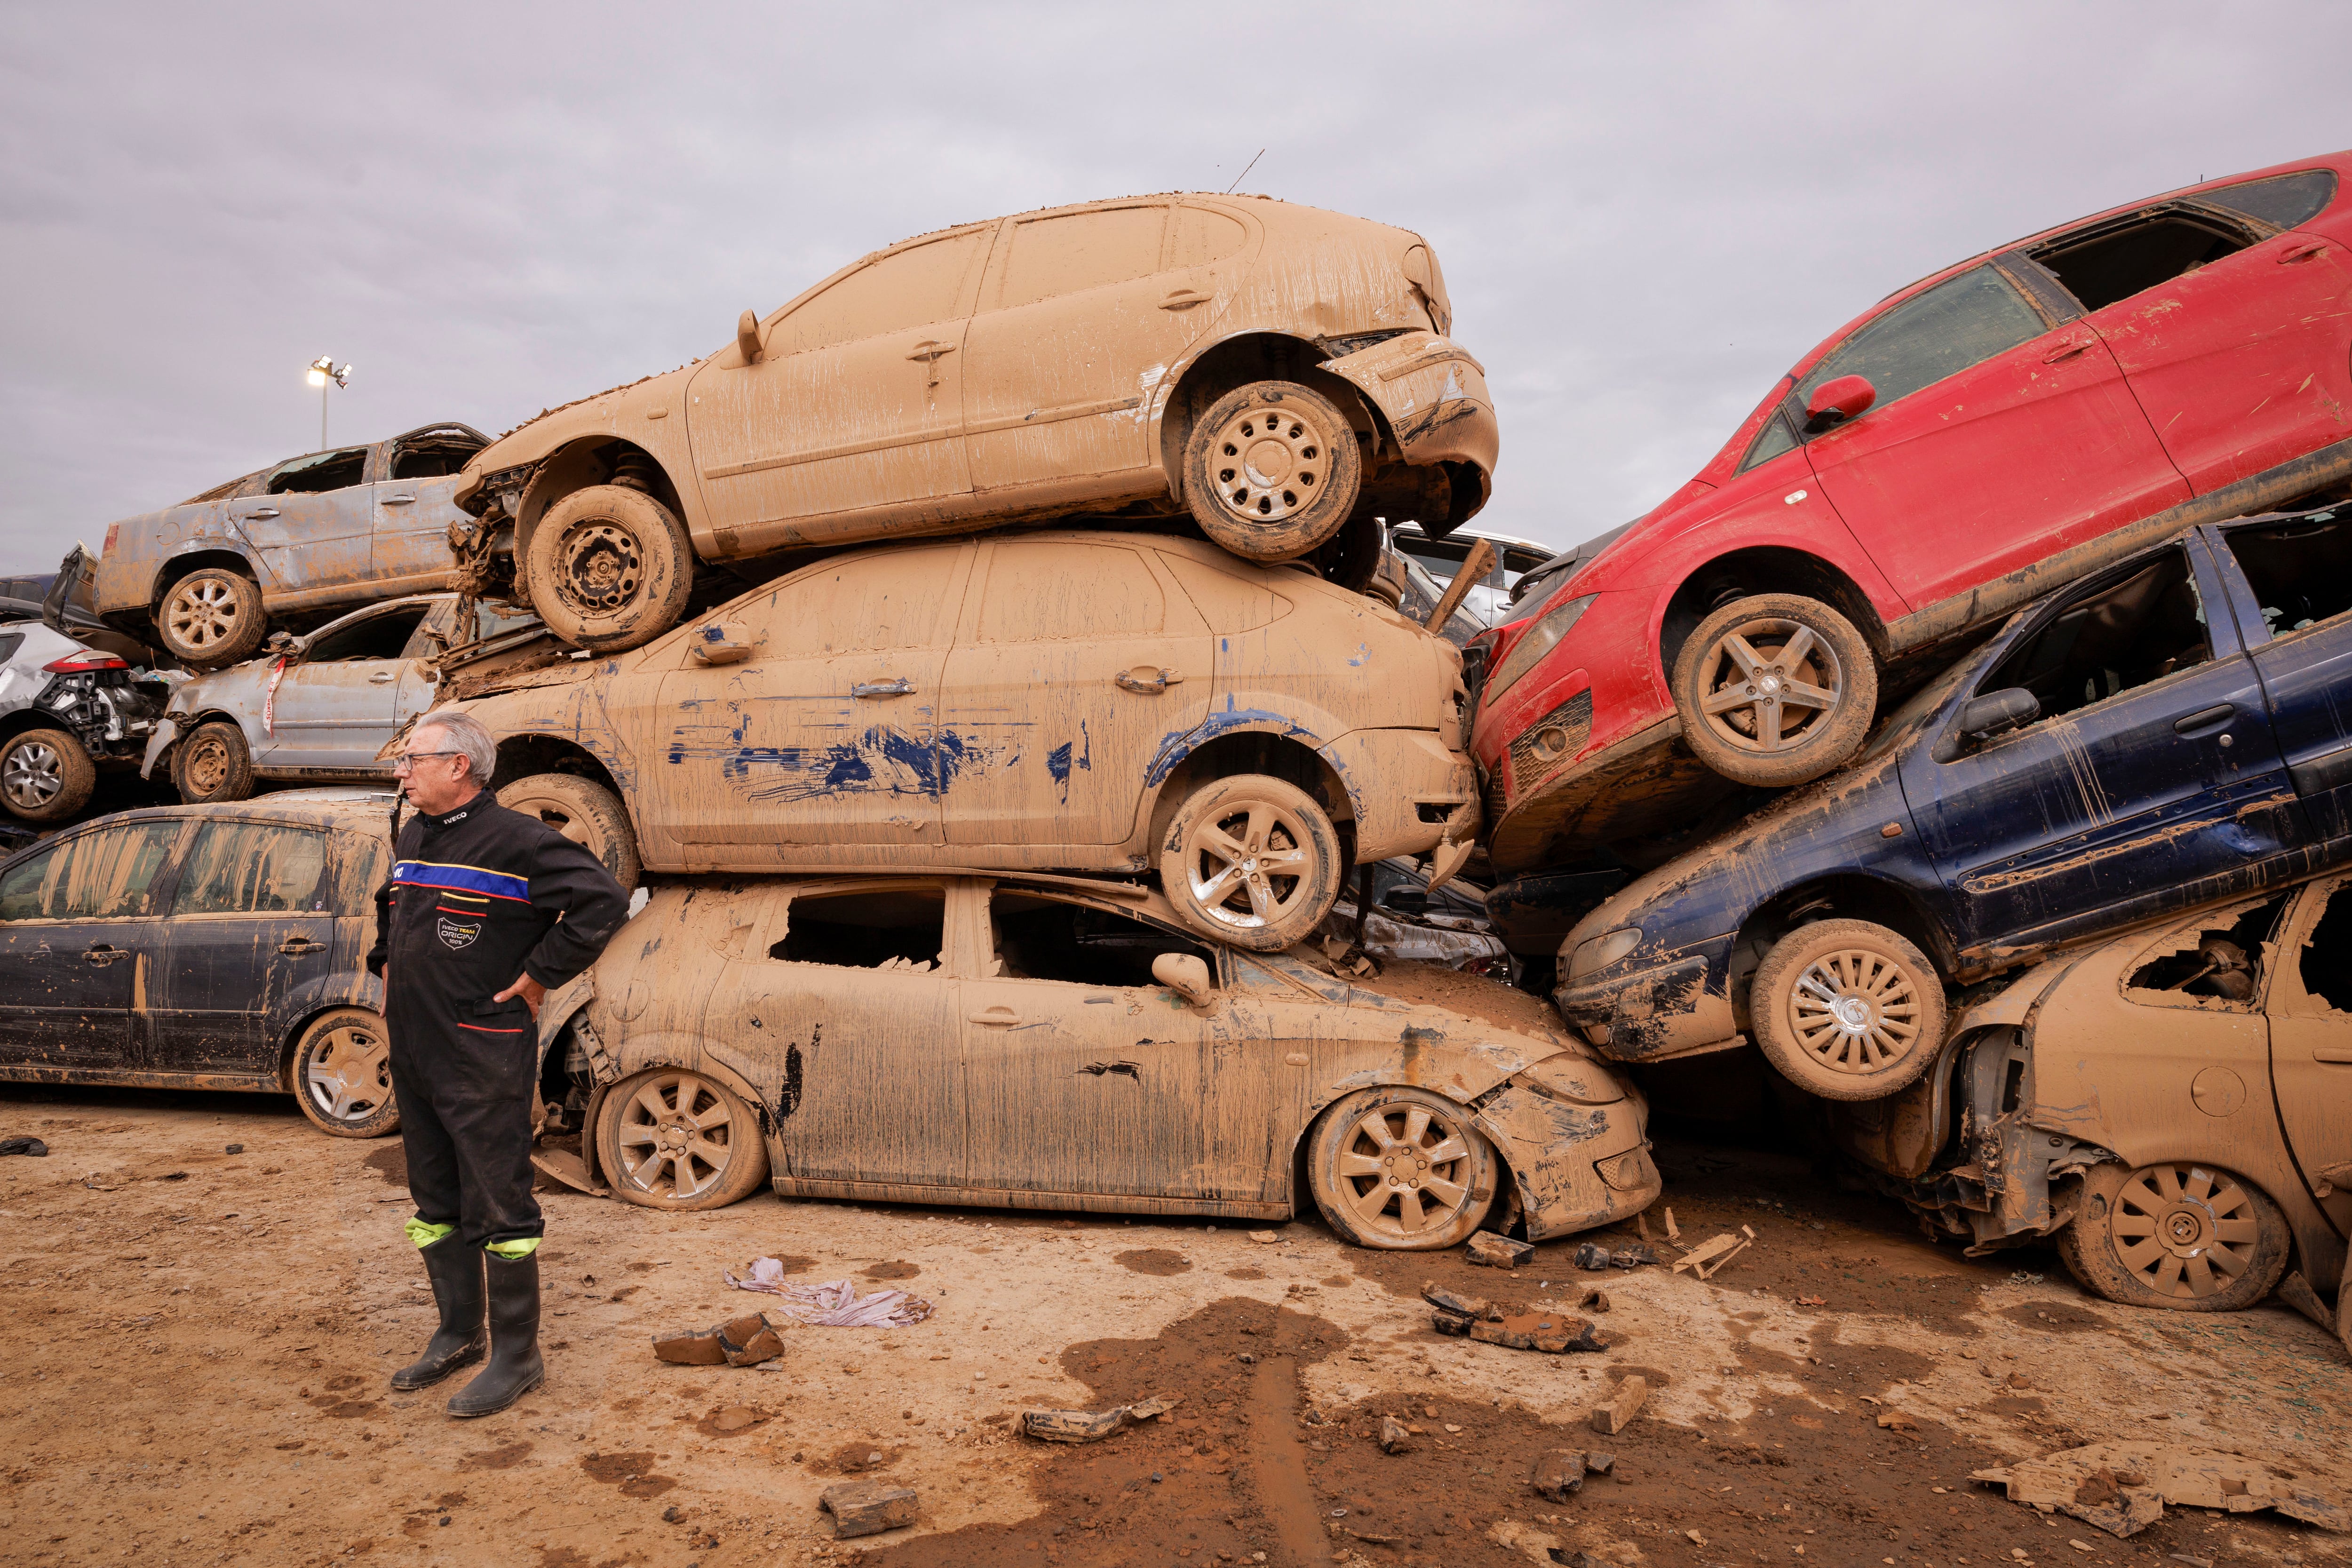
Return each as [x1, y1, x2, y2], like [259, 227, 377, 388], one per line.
[1306, 1086, 1501, 1250]
[1159, 773, 1343, 951]
[524, 485, 695, 654]
[290, 1008, 399, 1139]
[1750, 918, 1946, 1101]
[173, 721, 255, 804]
[2054, 1162, 2290, 1313]
[1183, 382, 1364, 562]
[155, 568, 268, 668]
[1670, 593, 1877, 788]
[496, 773, 642, 891]
[596, 1067, 771, 1211]
[0, 728, 96, 823]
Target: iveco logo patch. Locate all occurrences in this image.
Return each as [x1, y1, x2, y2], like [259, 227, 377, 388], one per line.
[437, 917, 482, 951]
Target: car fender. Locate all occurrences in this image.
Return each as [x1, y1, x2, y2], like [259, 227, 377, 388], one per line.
[1141, 697, 1332, 790]
[265, 979, 385, 1086]
[456, 677, 640, 796]
[573, 1024, 776, 1191]
[140, 717, 178, 780]
[1317, 332, 1499, 478]
[1472, 1081, 1659, 1240]
[453, 363, 706, 556]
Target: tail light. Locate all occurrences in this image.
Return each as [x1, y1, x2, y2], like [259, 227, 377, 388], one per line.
[44, 653, 129, 673]
[103, 523, 121, 556]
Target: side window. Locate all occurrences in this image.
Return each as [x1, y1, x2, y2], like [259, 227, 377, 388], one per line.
[174, 823, 331, 915]
[1738, 409, 1800, 472]
[2222, 512, 2352, 638]
[993, 207, 1169, 312]
[307, 608, 430, 663]
[338, 836, 390, 918]
[977, 544, 1163, 643]
[267, 447, 370, 495]
[1169, 205, 1247, 270]
[770, 230, 990, 357]
[755, 549, 955, 659]
[986, 891, 1214, 986]
[1793, 266, 2046, 417]
[1159, 555, 1288, 634]
[769, 888, 945, 971]
[0, 847, 57, 921]
[1976, 548, 2210, 724]
[2296, 883, 2352, 1014]
[2123, 893, 2292, 1008]
[2194, 169, 2338, 233]
[42, 823, 182, 919]
[2029, 209, 2257, 315]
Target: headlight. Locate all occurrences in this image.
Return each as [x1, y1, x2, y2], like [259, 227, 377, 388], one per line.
[1485, 594, 1597, 703]
[1569, 926, 1641, 980]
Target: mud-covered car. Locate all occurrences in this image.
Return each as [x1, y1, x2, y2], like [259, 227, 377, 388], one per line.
[1829, 873, 2349, 1321]
[0, 791, 399, 1138]
[0, 619, 168, 823]
[1550, 509, 2352, 1103]
[1388, 522, 1557, 630]
[439, 528, 1481, 949]
[1475, 151, 2352, 876]
[534, 872, 1656, 1248]
[91, 423, 486, 669]
[448, 194, 1496, 654]
[143, 594, 539, 804]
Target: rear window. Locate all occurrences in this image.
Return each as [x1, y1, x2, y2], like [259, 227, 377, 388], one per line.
[2197, 169, 2337, 231]
[2221, 510, 2352, 638]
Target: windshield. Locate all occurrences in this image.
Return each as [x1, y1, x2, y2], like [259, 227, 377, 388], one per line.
[1859, 638, 1999, 763]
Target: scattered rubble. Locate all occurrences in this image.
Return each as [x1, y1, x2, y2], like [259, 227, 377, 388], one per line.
[1378, 1416, 1414, 1454]
[1670, 1226, 1756, 1278]
[1020, 1393, 1183, 1444]
[819, 1479, 919, 1538]
[1590, 1374, 1648, 1434]
[651, 1312, 784, 1367]
[1973, 1443, 2348, 1538]
[1465, 1231, 1533, 1268]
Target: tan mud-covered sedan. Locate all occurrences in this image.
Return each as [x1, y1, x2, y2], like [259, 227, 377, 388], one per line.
[446, 528, 1479, 949]
[450, 194, 1496, 652]
[539, 874, 1657, 1249]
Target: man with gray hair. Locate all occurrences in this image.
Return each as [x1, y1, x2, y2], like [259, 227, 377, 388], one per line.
[367, 709, 628, 1417]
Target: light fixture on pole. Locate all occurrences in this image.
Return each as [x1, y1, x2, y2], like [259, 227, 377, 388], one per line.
[306, 356, 353, 449]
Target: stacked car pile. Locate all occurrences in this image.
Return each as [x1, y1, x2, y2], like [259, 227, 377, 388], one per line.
[1470, 151, 2352, 1315]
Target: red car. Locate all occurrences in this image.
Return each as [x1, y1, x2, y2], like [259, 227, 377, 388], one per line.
[1476, 151, 2352, 876]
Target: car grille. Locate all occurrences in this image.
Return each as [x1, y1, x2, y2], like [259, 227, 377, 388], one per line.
[1509, 689, 1592, 799]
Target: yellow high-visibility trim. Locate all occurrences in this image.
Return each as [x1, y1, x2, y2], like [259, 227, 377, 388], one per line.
[405, 1218, 456, 1249]
[484, 1237, 540, 1260]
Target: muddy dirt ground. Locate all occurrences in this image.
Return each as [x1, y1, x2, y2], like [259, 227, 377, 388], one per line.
[3, 1085, 2346, 1568]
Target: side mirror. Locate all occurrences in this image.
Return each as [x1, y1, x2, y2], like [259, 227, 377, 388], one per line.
[736, 309, 764, 367]
[689, 619, 759, 666]
[1152, 952, 1214, 1005]
[1803, 374, 1877, 434]
[1957, 687, 2039, 741]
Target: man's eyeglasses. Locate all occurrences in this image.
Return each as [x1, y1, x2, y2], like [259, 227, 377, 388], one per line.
[390, 750, 461, 774]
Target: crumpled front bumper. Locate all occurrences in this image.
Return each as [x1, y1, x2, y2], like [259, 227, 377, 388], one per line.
[1553, 936, 1740, 1062]
[141, 717, 179, 780]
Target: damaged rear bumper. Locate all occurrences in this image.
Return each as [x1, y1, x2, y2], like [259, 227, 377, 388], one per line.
[1318, 332, 1496, 526]
[1318, 727, 1478, 862]
[1552, 937, 1739, 1061]
[1472, 1074, 1659, 1241]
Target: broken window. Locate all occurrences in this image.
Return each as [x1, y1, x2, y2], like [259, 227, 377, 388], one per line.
[2220, 511, 2351, 639]
[306, 607, 431, 664]
[2029, 208, 2256, 314]
[770, 229, 990, 357]
[976, 543, 1164, 642]
[2298, 885, 2352, 1013]
[0, 822, 183, 921]
[993, 206, 1168, 312]
[2195, 169, 2337, 232]
[1792, 266, 2046, 420]
[771, 887, 945, 971]
[173, 823, 330, 916]
[267, 447, 369, 495]
[985, 890, 1214, 987]
[387, 428, 485, 481]
[2126, 894, 2291, 1003]
[1978, 546, 2209, 724]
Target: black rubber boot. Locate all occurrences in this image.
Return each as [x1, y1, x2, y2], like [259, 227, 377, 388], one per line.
[448, 1249, 544, 1418]
[390, 1237, 485, 1392]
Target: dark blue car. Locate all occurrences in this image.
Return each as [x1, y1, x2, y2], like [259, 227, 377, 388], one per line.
[1549, 506, 2352, 1102]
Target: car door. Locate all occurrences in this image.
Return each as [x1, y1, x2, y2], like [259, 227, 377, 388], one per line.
[0, 820, 186, 1073]
[227, 447, 378, 598]
[686, 224, 993, 541]
[730, 882, 966, 1188]
[1796, 262, 2191, 613]
[650, 544, 974, 852]
[2208, 511, 2352, 843]
[254, 602, 438, 773]
[961, 200, 1245, 493]
[961, 885, 1263, 1202]
[370, 429, 482, 589]
[150, 819, 338, 1074]
[935, 539, 1216, 850]
[2265, 876, 2352, 1254]
[1908, 540, 2300, 948]
[2041, 169, 2350, 497]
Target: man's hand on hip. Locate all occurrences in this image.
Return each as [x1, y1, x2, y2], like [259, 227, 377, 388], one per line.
[495, 973, 548, 1021]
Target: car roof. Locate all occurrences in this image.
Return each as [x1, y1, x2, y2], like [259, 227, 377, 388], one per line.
[35, 791, 401, 843]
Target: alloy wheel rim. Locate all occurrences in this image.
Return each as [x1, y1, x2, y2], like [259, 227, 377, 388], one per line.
[2109, 1163, 2261, 1298]
[1208, 404, 1330, 525]
[1334, 1103, 1478, 1241]
[1695, 616, 1843, 754]
[306, 1022, 391, 1123]
[1183, 800, 1314, 931]
[615, 1073, 738, 1201]
[557, 520, 644, 614]
[505, 792, 596, 854]
[3, 742, 63, 809]
[1786, 947, 1921, 1074]
[167, 579, 240, 649]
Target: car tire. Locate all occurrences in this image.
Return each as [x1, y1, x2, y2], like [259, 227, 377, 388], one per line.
[596, 1067, 771, 1212]
[0, 728, 96, 823]
[155, 567, 269, 669]
[1159, 773, 1343, 951]
[289, 1007, 399, 1139]
[1306, 1085, 1501, 1250]
[524, 485, 695, 654]
[1671, 592, 1877, 788]
[496, 772, 642, 891]
[172, 721, 256, 804]
[1183, 381, 1364, 563]
[1750, 918, 1946, 1101]
[2054, 1161, 2290, 1313]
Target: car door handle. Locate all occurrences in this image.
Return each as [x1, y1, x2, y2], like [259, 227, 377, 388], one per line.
[278, 938, 327, 955]
[968, 1006, 1023, 1027]
[905, 342, 956, 362]
[368, 671, 397, 684]
[2314, 1045, 2352, 1064]
[1114, 668, 1183, 694]
[851, 678, 915, 699]
[81, 945, 127, 965]
[381, 493, 416, 505]
[1160, 288, 1210, 310]
[2042, 335, 2094, 363]
[2174, 703, 2235, 734]
[2280, 239, 2330, 264]
[241, 508, 280, 519]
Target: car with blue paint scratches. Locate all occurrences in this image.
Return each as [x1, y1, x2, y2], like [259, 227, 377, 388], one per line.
[433, 529, 1480, 948]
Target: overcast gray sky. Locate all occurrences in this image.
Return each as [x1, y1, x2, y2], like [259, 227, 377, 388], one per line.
[3, 2, 2346, 573]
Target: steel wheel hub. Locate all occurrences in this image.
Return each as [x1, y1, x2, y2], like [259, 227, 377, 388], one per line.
[3, 742, 63, 809]
[1786, 947, 1921, 1073]
[1185, 801, 1313, 930]
[184, 739, 230, 795]
[616, 1074, 736, 1200]
[558, 520, 644, 613]
[306, 1023, 391, 1122]
[1210, 406, 1326, 523]
[1335, 1105, 1476, 1238]
[2110, 1164, 2260, 1298]
[1696, 617, 1843, 754]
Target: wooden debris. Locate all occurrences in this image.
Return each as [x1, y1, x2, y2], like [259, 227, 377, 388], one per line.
[1468, 1311, 1606, 1354]
[819, 1480, 919, 1538]
[1669, 1232, 1749, 1277]
[1663, 1207, 1679, 1241]
[1591, 1374, 1648, 1435]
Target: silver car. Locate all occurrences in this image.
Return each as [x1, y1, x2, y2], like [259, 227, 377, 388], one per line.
[0, 618, 167, 823]
[143, 595, 538, 803]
